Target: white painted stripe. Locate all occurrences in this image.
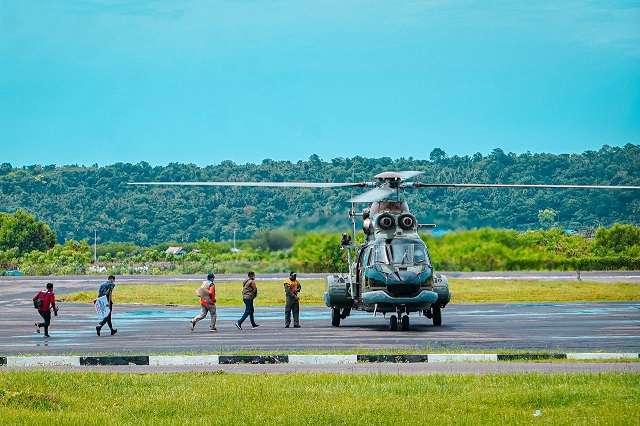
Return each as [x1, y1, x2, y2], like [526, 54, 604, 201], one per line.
[428, 354, 498, 363]
[149, 355, 219, 365]
[288, 354, 358, 364]
[7, 356, 80, 366]
[5, 353, 639, 366]
[566, 353, 639, 360]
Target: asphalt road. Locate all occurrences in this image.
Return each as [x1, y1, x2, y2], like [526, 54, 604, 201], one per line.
[1, 273, 638, 356]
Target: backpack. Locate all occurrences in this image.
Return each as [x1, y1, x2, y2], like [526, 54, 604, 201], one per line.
[98, 282, 114, 297]
[196, 282, 213, 303]
[33, 291, 44, 309]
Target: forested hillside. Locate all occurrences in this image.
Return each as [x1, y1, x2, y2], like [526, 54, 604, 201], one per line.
[1, 144, 639, 246]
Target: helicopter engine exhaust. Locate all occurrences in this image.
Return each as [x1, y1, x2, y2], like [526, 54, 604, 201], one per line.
[376, 213, 395, 230]
[397, 213, 416, 231]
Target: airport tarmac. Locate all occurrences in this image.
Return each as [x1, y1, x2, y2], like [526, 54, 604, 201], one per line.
[1, 297, 638, 354]
[1, 273, 638, 373]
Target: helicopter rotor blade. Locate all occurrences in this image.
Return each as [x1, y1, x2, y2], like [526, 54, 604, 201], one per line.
[347, 186, 395, 203]
[129, 181, 365, 188]
[412, 183, 640, 190]
[397, 171, 424, 180]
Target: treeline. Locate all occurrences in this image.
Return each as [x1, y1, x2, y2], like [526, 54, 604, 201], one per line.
[1, 210, 638, 274]
[0, 144, 639, 246]
[425, 225, 640, 271]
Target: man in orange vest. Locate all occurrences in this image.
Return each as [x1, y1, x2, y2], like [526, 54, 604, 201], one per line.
[190, 273, 217, 332]
[284, 271, 302, 328]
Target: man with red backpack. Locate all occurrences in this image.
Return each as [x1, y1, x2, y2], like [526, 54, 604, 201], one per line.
[33, 282, 58, 338]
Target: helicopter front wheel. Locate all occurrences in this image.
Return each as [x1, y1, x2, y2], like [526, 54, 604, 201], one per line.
[389, 315, 398, 331]
[331, 308, 341, 327]
[401, 314, 410, 331]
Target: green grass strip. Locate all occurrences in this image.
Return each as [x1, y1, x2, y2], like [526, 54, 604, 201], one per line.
[59, 278, 640, 306]
[1, 371, 638, 425]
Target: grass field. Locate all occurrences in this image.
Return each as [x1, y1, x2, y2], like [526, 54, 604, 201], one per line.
[59, 278, 640, 306]
[1, 371, 638, 425]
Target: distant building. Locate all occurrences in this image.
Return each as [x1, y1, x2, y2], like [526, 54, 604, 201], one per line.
[165, 246, 186, 256]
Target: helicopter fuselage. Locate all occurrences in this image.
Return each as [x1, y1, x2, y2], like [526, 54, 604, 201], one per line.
[324, 205, 451, 330]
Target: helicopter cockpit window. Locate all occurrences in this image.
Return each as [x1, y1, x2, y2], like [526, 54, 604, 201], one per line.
[364, 247, 375, 267]
[388, 243, 430, 265]
[370, 242, 430, 265]
[372, 244, 389, 264]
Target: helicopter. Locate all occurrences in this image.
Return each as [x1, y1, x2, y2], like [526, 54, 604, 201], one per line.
[130, 171, 640, 331]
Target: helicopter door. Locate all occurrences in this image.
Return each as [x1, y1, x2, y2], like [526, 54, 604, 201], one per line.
[355, 247, 366, 284]
[361, 247, 373, 289]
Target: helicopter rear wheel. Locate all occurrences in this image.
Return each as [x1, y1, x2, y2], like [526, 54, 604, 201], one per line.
[331, 308, 341, 327]
[389, 315, 398, 331]
[401, 314, 410, 331]
[432, 306, 442, 326]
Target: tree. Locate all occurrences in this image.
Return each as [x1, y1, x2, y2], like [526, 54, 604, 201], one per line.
[0, 210, 56, 255]
[429, 148, 447, 163]
[538, 209, 557, 230]
[591, 224, 640, 257]
[290, 232, 345, 272]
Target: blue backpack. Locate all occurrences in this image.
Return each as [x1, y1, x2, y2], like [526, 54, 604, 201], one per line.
[99, 282, 115, 297]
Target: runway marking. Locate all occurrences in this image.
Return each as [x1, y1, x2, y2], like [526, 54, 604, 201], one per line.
[552, 336, 640, 340]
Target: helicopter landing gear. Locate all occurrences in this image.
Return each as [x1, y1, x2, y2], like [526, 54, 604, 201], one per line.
[389, 314, 410, 331]
[401, 314, 410, 331]
[331, 308, 341, 327]
[389, 315, 398, 331]
[424, 306, 442, 326]
[432, 306, 442, 326]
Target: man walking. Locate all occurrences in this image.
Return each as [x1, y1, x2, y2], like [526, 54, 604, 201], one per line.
[190, 273, 217, 332]
[284, 271, 302, 328]
[96, 275, 117, 336]
[236, 271, 259, 330]
[33, 282, 58, 338]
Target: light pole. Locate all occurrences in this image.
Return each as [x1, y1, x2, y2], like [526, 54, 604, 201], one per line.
[230, 225, 240, 253]
[233, 228, 237, 250]
[94, 229, 97, 264]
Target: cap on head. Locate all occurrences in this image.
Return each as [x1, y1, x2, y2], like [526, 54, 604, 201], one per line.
[207, 273, 215, 280]
[46, 282, 53, 290]
[290, 271, 296, 278]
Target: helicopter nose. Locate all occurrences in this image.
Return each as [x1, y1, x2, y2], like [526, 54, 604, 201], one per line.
[385, 271, 422, 297]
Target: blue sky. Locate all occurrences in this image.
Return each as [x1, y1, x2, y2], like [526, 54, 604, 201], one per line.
[1, 1, 639, 167]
